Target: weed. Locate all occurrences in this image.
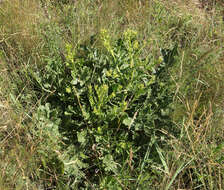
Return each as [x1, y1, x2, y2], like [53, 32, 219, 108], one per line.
[0, 0, 223, 189]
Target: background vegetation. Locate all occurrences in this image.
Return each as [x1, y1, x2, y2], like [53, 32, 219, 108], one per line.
[0, 0, 223, 189]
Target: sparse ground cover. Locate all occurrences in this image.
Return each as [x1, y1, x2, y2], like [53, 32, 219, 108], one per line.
[0, 0, 223, 189]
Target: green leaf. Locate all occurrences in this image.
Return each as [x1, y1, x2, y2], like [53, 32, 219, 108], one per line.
[165, 158, 194, 190]
[123, 117, 132, 127]
[103, 154, 118, 173]
[77, 130, 87, 144]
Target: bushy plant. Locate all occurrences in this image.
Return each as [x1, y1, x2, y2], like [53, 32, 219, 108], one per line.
[36, 29, 178, 187]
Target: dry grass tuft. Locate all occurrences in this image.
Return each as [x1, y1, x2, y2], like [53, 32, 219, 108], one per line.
[0, 57, 40, 190]
[161, 96, 224, 189]
[0, 0, 45, 66]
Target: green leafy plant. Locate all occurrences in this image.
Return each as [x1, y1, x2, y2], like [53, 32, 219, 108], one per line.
[36, 29, 178, 187]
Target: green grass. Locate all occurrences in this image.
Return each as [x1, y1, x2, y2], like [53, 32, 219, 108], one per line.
[0, 0, 224, 189]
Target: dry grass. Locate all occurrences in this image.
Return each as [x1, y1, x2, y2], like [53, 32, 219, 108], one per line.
[163, 97, 224, 189]
[0, 0, 223, 189]
[0, 0, 45, 67]
[0, 68, 39, 190]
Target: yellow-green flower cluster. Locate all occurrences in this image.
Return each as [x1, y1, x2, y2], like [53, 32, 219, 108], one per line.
[100, 29, 115, 58]
[65, 43, 75, 66]
[123, 29, 138, 52]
